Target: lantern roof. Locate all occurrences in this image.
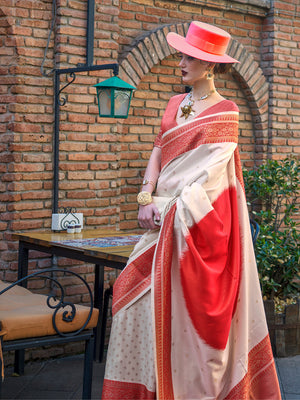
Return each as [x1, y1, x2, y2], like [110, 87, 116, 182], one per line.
[93, 76, 136, 90]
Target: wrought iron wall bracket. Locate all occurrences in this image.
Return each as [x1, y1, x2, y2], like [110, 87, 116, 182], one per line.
[53, 63, 119, 213]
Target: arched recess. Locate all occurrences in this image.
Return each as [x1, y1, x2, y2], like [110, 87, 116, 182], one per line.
[118, 22, 269, 162]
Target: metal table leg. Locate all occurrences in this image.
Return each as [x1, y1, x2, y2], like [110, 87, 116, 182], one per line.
[93, 263, 104, 362]
[15, 241, 29, 374]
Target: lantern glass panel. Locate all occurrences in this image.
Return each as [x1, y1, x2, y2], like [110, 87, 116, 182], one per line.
[114, 89, 131, 117]
[98, 89, 112, 116]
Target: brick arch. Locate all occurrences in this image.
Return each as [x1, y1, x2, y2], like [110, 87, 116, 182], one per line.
[228, 40, 269, 157]
[119, 22, 269, 160]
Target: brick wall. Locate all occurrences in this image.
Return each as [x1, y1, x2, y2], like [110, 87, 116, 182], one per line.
[262, 1, 300, 158]
[0, 0, 299, 292]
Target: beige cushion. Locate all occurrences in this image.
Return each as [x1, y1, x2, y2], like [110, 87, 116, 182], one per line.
[0, 280, 99, 341]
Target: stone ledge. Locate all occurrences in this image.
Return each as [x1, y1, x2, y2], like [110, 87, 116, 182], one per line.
[182, 0, 270, 16]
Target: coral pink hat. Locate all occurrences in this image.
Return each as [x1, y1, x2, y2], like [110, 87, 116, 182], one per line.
[167, 21, 239, 64]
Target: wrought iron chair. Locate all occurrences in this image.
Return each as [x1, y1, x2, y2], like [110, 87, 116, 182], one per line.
[0, 268, 99, 399]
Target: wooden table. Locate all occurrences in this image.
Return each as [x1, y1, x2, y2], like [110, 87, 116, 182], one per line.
[13, 229, 141, 362]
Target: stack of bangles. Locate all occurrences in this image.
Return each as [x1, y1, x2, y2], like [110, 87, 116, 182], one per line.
[137, 178, 155, 205]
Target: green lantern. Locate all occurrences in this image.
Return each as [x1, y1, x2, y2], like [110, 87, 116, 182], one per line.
[93, 76, 136, 118]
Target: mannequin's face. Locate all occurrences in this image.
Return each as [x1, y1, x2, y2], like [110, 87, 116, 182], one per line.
[178, 53, 213, 86]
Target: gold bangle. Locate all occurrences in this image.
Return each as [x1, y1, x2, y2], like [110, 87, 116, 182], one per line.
[137, 191, 153, 206]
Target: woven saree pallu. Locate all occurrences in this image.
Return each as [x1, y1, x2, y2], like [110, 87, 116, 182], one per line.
[102, 101, 281, 400]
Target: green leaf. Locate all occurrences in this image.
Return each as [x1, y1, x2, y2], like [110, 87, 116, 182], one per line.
[243, 157, 300, 300]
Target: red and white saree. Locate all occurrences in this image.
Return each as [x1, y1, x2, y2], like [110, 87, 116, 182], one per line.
[102, 97, 281, 399]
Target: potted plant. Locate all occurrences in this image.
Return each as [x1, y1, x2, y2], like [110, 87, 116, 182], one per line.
[243, 157, 300, 356]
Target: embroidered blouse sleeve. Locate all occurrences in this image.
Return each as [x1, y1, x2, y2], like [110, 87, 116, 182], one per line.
[154, 94, 185, 148]
[154, 128, 163, 148]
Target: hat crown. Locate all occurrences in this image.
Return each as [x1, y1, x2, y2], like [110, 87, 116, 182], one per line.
[186, 22, 230, 57]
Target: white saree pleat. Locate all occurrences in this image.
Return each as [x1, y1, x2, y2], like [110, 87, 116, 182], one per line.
[104, 291, 156, 393]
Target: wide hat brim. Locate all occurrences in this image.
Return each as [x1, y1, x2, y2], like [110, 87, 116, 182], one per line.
[167, 22, 239, 64]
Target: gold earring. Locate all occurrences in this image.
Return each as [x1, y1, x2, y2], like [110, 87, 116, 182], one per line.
[206, 71, 214, 80]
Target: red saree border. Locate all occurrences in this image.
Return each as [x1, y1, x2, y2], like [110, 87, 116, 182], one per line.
[234, 148, 245, 192]
[112, 245, 155, 316]
[102, 379, 155, 400]
[154, 204, 177, 400]
[161, 112, 239, 170]
[225, 335, 281, 399]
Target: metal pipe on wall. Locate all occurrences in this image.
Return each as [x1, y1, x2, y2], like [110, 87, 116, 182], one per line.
[86, 0, 95, 66]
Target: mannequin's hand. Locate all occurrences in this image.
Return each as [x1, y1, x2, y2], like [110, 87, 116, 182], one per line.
[138, 203, 161, 230]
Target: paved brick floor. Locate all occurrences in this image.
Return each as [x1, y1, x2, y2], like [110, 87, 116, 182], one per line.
[1, 354, 300, 399]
